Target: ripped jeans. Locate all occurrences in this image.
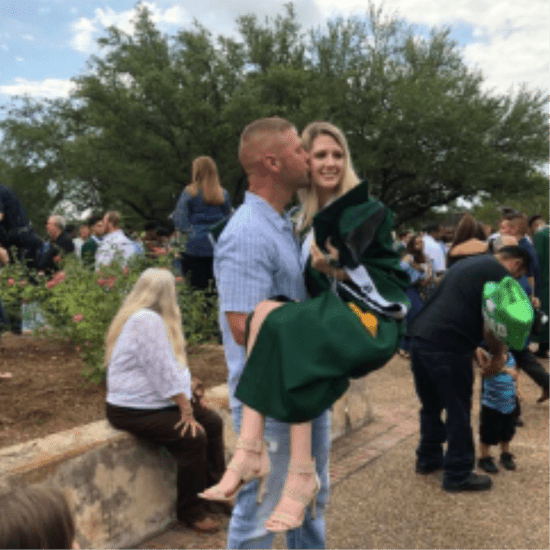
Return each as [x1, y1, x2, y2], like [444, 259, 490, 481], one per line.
[226, 406, 331, 549]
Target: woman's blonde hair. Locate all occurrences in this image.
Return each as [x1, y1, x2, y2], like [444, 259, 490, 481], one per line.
[185, 156, 225, 205]
[297, 122, 360, 231]
[103, 268, 187, 369]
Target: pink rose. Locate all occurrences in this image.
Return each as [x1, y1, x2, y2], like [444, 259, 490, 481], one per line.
[106, 276, 116, 290]
[6, 278, 15, 287]
[175, 276, 183, 284]
[18, 280, 26, 287]
[72, 313, 83, 323]
[53, 270, 66, 283]
[45, 279, 57, 290]
[75, 345, 81, 354]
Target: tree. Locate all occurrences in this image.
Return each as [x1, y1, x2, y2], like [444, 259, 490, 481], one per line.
[0, 2, 546, 230]
[0, 97, 86, 232]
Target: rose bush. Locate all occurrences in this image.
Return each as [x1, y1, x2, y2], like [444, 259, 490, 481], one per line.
[0, 250, 219, 383]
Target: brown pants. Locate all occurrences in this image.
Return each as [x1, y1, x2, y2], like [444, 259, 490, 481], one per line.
[106, 400, 225, 523]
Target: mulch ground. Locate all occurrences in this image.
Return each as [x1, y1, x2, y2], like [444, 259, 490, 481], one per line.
[0, 332, 227, 449]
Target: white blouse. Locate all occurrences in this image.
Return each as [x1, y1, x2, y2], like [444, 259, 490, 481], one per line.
[106, 309, 191, 409]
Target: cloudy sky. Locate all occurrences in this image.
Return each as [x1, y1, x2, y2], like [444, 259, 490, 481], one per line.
[0, 0, 547, 103]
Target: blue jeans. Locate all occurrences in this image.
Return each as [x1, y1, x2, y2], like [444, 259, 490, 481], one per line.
[227, 406, 331, 549]
[410, 338, 474, 484]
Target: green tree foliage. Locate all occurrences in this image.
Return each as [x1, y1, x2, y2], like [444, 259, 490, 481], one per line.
[0, 2, 546, 229]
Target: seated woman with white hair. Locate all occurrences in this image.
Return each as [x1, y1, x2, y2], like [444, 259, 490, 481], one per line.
[104, 268, 225, 533]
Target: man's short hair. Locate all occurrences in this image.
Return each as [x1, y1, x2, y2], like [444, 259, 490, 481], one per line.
[238, 117, 295, 169]
[495, 244, 531, 272]
[104, 211, 121, 228]
[88, 213, 103, 226]
[528, 214, 543, 227]
[503, 211, 525, 222]
[50, 215, 65, 231]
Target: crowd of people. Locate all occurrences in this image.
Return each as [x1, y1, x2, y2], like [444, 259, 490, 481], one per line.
[395, 210, 548, 489]
[0, 117, 548, 548]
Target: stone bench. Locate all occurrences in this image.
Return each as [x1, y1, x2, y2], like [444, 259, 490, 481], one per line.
[0, 379, 372, 549]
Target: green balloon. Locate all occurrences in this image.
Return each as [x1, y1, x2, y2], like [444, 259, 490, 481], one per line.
[482, 276, 534, 350]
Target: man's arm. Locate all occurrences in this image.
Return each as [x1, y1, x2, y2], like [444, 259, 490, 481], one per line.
[226, 312, 248, 346]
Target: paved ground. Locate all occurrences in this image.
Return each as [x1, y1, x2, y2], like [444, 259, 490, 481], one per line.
[141, 353, 549, 549]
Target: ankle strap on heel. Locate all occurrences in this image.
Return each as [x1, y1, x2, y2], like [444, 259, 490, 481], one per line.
[288, 459, 316, 475]
[235, 438, 264, 453]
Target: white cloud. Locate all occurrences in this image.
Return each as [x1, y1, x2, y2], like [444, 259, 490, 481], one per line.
[1, 44, 8, 51]
[311, 0, 548, 94]
[62, 0, 545, 94]
[68, 2, 189, 55]
[69, 17, 98, 53]
[21, 34, 35, 41]
[15, 56, 24, 62]
[0, 77, 76, 99]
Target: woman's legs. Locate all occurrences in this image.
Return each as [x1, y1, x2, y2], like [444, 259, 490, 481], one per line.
[200, 298, 318, 527]
[200, 301, 282, 499]
[247, 302, 318, 529]
[192, 400, 226, 486]
[105, 404, 214, 526]
[265, 422, 319, 531]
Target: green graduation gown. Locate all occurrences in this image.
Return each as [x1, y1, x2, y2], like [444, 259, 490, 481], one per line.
[234, 181, 410, 422]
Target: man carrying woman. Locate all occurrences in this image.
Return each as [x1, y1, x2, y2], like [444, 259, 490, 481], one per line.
[209, 118, 408, 547]
[211, 117, 329, 549]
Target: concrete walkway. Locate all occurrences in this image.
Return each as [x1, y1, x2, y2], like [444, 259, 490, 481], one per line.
[141, 354, 549, 549]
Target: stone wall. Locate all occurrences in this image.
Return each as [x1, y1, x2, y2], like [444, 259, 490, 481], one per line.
[0, 379, 372, 549]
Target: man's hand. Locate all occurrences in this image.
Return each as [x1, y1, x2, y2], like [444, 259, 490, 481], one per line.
[481, 352, 506, 377]
[531, 296, 541, 309]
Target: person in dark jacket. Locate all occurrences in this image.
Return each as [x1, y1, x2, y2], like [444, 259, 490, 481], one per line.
[0, 185, 42, 266]
[36, 215, 75, 274]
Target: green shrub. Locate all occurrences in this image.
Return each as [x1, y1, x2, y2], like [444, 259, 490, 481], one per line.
[0, 251, 218, 383]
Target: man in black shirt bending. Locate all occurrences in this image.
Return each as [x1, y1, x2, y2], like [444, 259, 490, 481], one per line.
[409, 246, 530, 492]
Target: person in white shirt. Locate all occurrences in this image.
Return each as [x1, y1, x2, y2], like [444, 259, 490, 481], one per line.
[422, 224, 447, 275]
[95, 211, 136, 270]
[104, 268, 224, 533]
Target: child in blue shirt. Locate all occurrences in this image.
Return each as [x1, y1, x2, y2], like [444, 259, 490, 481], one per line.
[478, 350, 521, 472]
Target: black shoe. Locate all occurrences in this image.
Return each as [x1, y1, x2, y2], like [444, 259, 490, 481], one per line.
[442, 472, 492, 492]
[500, 452, 516, 470]
[477, 456, 499, 474]
[537, 389, 549, 404]
[415, 462, 443, 474]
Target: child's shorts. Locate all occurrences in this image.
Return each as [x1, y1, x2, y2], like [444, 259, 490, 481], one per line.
[480, 404, 517, 445]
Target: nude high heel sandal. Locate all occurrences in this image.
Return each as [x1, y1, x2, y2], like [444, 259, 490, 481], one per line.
[198, 437, 270, 503]
[264, 459, 320, 533]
